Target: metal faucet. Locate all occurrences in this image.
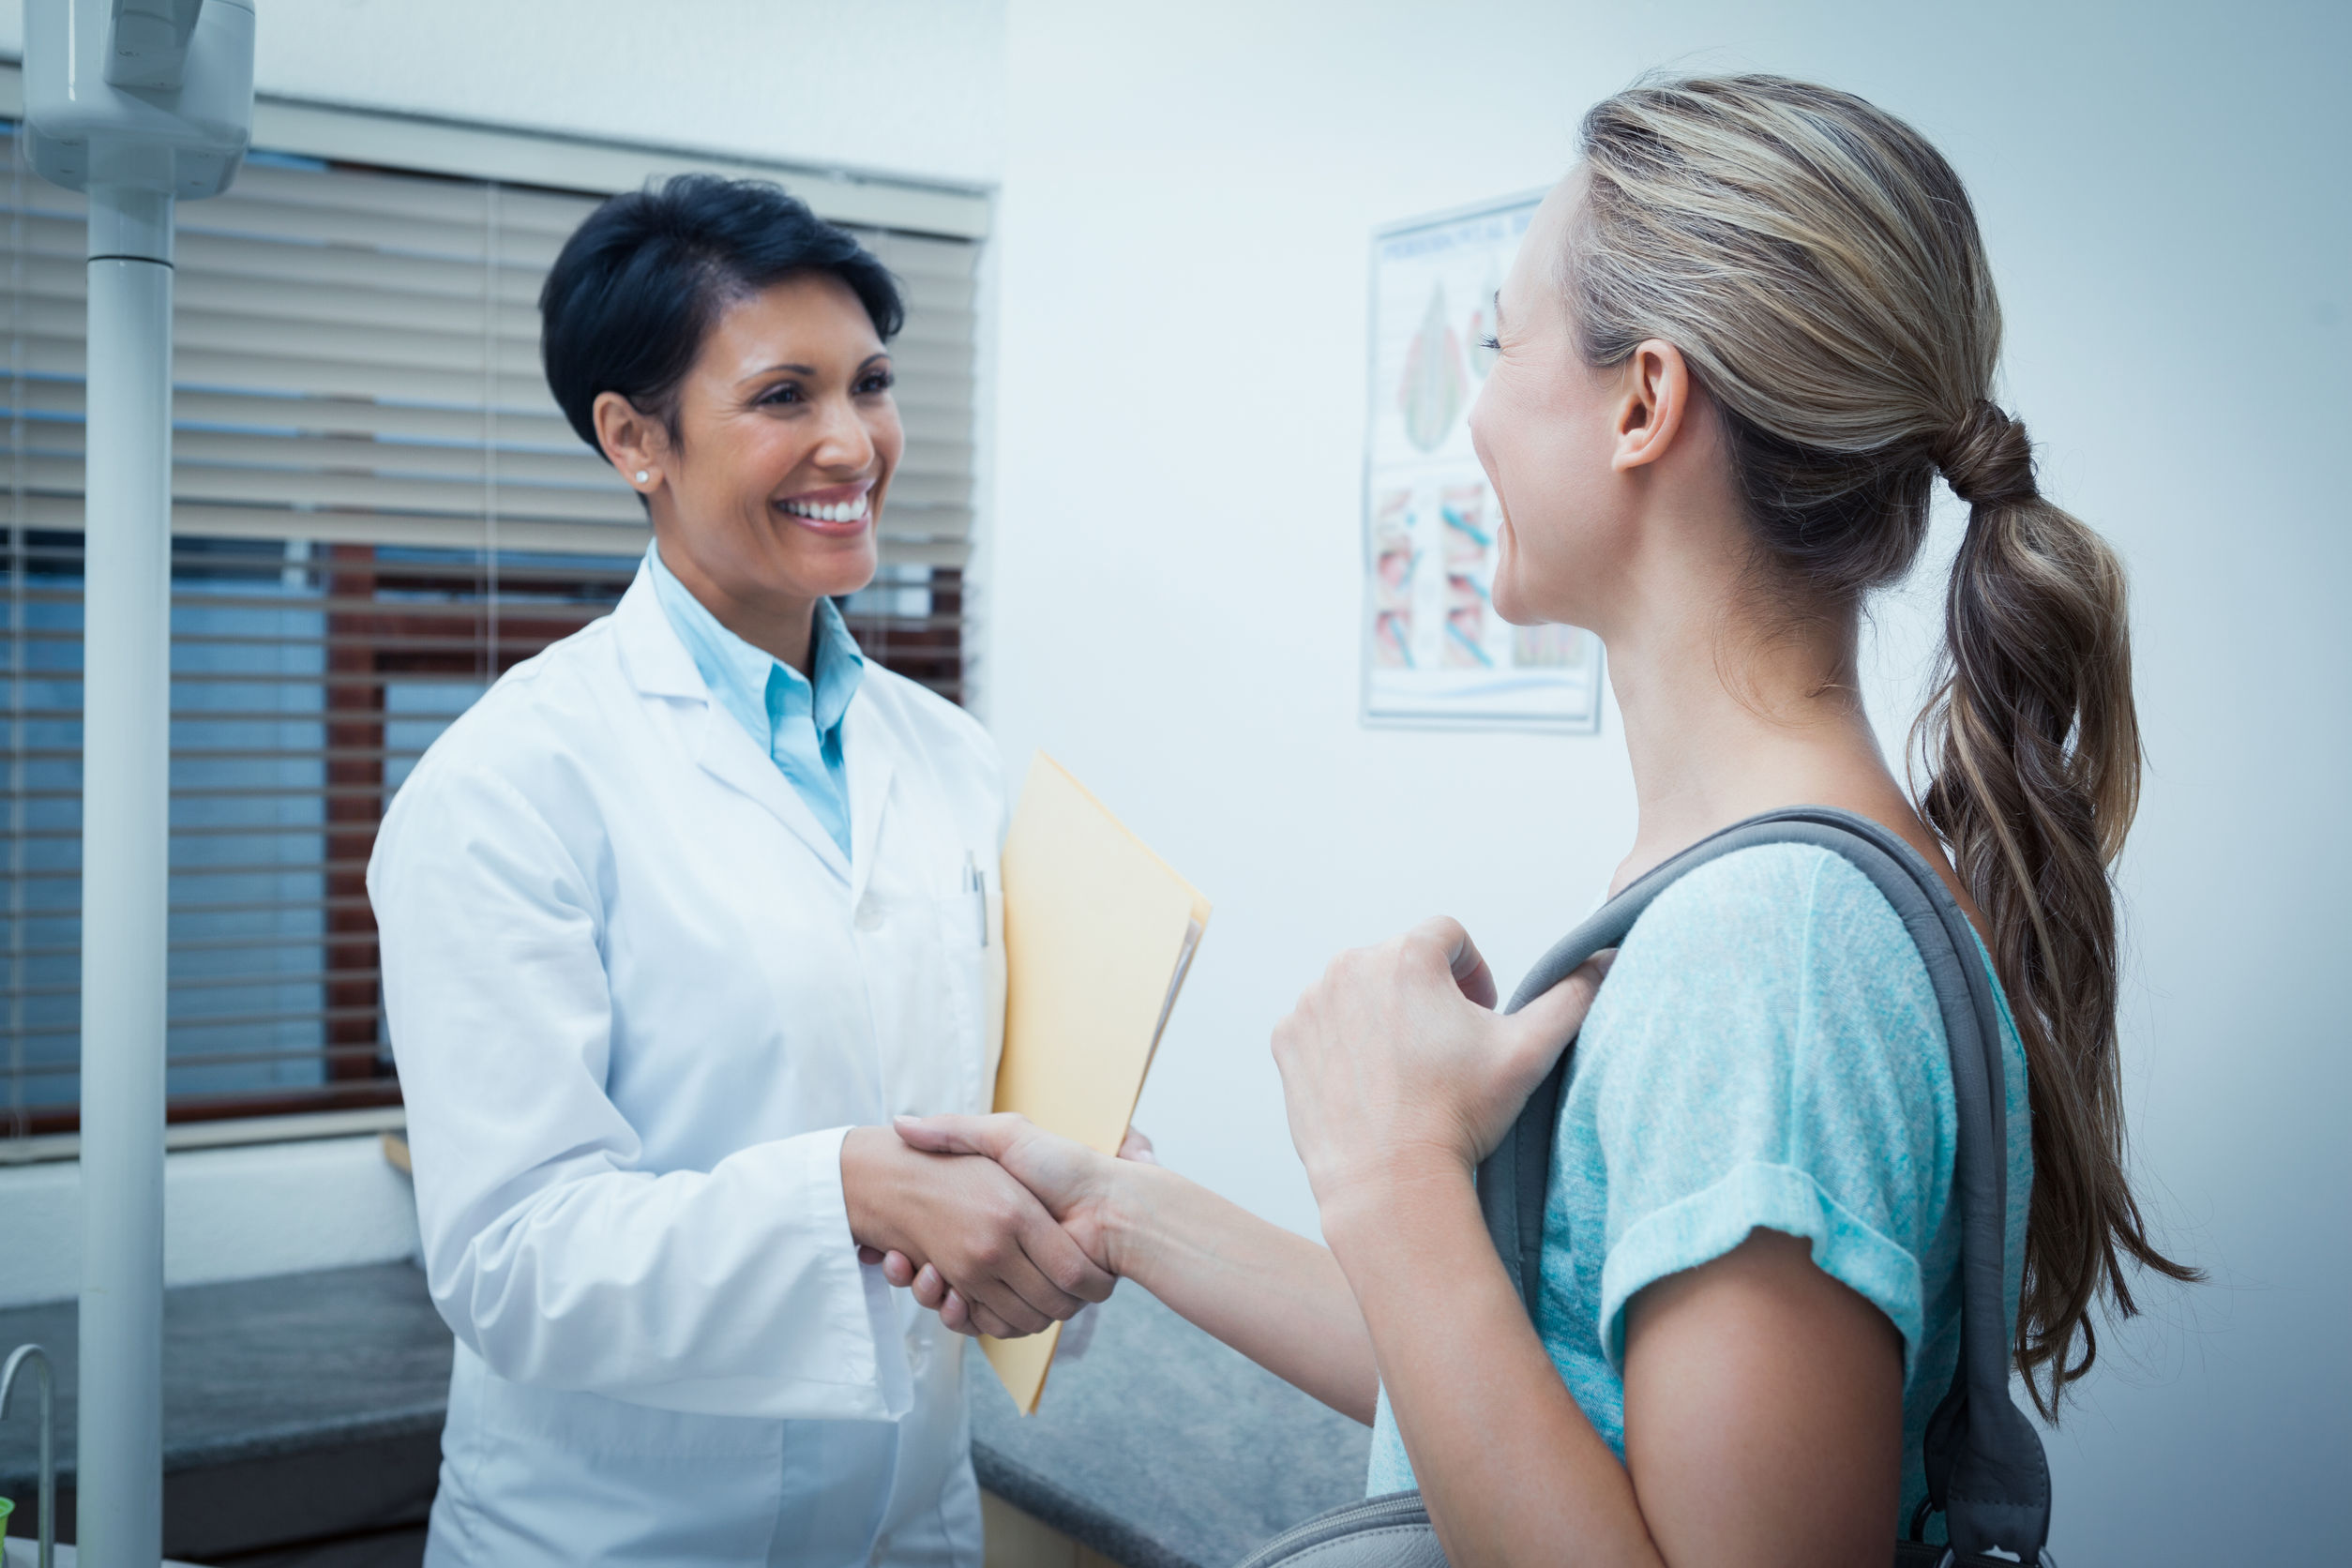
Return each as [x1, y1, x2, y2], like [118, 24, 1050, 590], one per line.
[0, 1344, 53, 1568]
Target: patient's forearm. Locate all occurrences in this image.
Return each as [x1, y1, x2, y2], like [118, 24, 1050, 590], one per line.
[1107, 1160, 1378, 1424]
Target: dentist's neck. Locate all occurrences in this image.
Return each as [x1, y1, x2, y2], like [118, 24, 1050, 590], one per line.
[654, 526, 819, 675]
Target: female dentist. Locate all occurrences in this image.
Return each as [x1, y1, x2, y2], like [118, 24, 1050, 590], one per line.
[367, 176, 1110, 1567]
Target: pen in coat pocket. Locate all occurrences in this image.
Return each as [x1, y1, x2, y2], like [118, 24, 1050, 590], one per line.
[964, 850, 989, 948]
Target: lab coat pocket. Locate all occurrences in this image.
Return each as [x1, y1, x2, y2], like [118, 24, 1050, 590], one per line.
[469, 1361, 784, 1462]
[931, 887, 1003, 1114]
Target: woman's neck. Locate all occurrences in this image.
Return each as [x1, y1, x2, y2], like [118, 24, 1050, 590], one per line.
[1598, 577, 1988, 933]
[1605, 590, 1911, 896]
[655, 525, 819, 674]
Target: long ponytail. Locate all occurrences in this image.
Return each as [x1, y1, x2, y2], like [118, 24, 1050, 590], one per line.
[1568, 75, 2198, 1414]
[1919, 404, 2197, 1409]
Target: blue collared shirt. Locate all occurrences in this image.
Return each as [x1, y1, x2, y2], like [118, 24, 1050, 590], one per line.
[646, 540, 866, 858]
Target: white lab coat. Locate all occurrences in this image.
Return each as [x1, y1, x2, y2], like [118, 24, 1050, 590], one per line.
[368, 565, 1006, 1567]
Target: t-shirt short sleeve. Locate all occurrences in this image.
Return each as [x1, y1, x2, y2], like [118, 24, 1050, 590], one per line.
[1570, 843, 1958, 1380]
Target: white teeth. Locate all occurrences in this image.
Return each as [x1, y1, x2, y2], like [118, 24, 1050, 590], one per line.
[782, 495, 867, 523]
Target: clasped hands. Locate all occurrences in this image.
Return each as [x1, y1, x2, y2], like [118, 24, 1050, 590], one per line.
[839, 1114, 1148, 1339]
[845, 916, 1605, 1338]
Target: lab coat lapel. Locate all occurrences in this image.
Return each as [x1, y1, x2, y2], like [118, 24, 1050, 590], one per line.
[843, 700, 894, 911]
[612, 568, 853, 882]
[691, 706, 853, 881]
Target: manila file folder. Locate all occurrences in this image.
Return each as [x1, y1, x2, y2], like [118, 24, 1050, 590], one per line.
[982, 753, 1211, 1413]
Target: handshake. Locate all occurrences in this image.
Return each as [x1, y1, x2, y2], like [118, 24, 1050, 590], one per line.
[838, 918, 1607, 1347]
[839, 1112, 1158, 1341]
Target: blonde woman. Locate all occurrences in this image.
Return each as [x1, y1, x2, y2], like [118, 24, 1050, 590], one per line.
[890, 76, 2193, 1565]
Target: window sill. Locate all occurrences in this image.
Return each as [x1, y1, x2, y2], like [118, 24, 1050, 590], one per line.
[0, 1105, 406, 1168]
[0, 1126, 423, 1309]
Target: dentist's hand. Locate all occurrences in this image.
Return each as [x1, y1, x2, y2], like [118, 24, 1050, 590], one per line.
[870, 1117, 1153, 1335]
[840, 1125, 1115, 1340]
[1271, 918, 1606, 1224]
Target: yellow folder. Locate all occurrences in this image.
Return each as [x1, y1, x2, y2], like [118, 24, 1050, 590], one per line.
[983, 752, 1211, 1413]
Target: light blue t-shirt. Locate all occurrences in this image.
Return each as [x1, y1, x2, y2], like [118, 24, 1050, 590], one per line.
[645, 540, 866, 857]
[1364, 842, 2032, 1535]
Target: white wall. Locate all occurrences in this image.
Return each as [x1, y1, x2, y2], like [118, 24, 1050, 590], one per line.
[988, 3, 2349, 1563]
[0, 0, 1007, 188]
[0, 1137, 421, 1308]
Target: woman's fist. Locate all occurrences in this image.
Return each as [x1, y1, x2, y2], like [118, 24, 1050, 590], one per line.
[1270, 917, 1606, 1212]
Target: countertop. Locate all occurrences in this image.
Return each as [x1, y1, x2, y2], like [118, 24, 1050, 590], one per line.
[970, 1291, 1370, 1567]
[0, 1262, 1369, 1567]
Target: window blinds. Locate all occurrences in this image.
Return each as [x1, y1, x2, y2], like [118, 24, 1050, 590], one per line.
[0, 128, 981, 1139]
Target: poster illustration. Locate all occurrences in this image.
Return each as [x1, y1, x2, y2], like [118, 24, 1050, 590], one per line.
[1361, 194, 1605, 732]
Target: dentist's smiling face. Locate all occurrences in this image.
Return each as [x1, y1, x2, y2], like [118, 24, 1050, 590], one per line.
[626, 271, 902, 656]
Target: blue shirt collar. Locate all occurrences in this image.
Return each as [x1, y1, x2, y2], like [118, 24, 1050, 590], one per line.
[645, 539, 866, 750]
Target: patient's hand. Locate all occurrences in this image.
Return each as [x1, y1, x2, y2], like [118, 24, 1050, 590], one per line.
[861, 1119, 1153, 1335]
[1272, 917, 1606, 1221]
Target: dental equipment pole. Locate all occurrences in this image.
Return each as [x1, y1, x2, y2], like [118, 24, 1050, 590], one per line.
[23, 5, 252, 1561]
[77, 171, 174, 1568]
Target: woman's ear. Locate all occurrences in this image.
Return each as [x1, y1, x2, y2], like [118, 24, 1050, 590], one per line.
[592, 390, 669, 494]
[1610, 339, 1693, 474]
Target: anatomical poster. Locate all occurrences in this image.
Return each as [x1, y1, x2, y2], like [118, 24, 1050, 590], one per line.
[1361, 193, 1605, 732]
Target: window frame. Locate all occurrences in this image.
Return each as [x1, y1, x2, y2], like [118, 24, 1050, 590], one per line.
[0, 62, 995, 1161]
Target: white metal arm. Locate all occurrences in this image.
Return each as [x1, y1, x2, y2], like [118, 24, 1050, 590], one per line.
[22, 5, 251, 1562]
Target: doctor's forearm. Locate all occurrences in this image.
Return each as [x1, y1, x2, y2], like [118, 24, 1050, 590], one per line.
[1106, 1161, 1379, 1424]
[418, 1131, 912, 1421]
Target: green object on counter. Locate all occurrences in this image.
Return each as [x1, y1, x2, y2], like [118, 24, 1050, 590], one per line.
[0, 1493, 11, 1533]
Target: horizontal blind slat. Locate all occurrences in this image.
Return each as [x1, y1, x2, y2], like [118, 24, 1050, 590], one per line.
[220, 160, 603, 235]
[0, 380, 588, 450]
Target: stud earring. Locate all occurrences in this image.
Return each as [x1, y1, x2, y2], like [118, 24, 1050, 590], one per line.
[634, 470, 650, 484]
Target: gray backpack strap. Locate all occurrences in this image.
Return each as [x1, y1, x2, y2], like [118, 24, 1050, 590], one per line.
[1474, 871, 1689, 1312]
[1478, 806, 2051, 1563]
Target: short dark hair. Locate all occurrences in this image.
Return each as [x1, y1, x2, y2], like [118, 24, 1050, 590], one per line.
[538, 173, 905, 452]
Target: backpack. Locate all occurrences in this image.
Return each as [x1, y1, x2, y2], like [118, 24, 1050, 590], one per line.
[1235, 807, 2053, 1568]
